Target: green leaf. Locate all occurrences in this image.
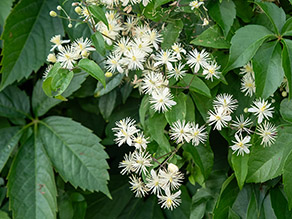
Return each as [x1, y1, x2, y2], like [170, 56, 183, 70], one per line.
[209, 0, 236, 37]
[191, 92, 212, 122]
[88, 5, 108, 28]
[146, 113, 171, 153]
[246, 126, 292, 183]
[39, 116, 110, 197]
[283, 150, 292, 210]
[98, 90, 117, 120]
[255, 2, 286, 34]
[7, 135, 57, 219]
[51, 69, 74, 96]
[94, 73, 123, 97]
[280, 99, 292, 124]
[231, 153, 249, 190]
[161, 20, 183, 49]
[213, 174, 239, 219]
[253, 41, 284, 99]
[178, 74, 211, 98]
[33, 72, 87, 117]
[78, 58, 106, 87]
[154, 0, 172, 9]
[185, 95, 195, 122]
[0, 85, 30, 119]
[0, 0, 12, 26]
[0, 126, 22, 172]
[190, 25, 230, 49]
[139, 95, 150, 128]
[234, 0, 253, 23]
[165, 92, 187, 124]
[224, 25, 273, 73]
[0, 0, 63, 90]
[183, 143, 214, 180]
[281, 39, 292, 99]
[0, 211, 10, 219]
[281, 17, 292, 36]
[91, 31, 106, 56]
[270, 187, 292, 216]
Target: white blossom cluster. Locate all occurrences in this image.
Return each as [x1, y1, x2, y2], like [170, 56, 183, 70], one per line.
[240, 62, 256, 97]
[112, 117, 184, 210]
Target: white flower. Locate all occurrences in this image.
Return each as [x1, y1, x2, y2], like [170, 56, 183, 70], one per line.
[169, 120, 192, 144]
[146, 169, 163, 195]
[119, 152, 135, 175]
[43, 65, 53, 80]
[202, 61, 221, 81]
[189, 0, 204, 10]
[80, 6, 90, 21]
[167, 163, 179, 173]
[132, 132, 149, 150]
[231, 115, 253, 134]
[208, 107, 232, 131]
[57, 45, 79, 69]
[129, 175, 148, 197]
[50, 35, 70, 51]
[141, 72, 168, 95]
[159, 168, 184, 190]
[123, 16, 138, 34]
[171, 43, 186, 60]
[150, 88, 176, 113]
[144, 28, 162, 50]
[248, 98, 274, 124]
[240, 62, 254, 77]
[106, 53, 124, 73]
[132, 150, 152, 175]
[112, 117, 139, 146]
[72, 37, 95, 54]
[241, 74, 256, 97]
[230, 134, 251, 156]
[167, 63, 187, 81]
[154, 50, 177, 71]
[113, 37, 130, 55]
[121, 48, 146, 70]
[158, 188, 181, 210]
[256, 121, 277, 147]
[129, 37, 152, 54]
[213, 93, 238, 113]
[142, 0, 151, 6]
[189, 123, 207, 146]
[186, 49, 210, 73]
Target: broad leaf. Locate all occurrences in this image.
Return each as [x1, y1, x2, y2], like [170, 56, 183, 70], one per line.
[247, 125, 292, 183]
[231, 153, 249, 190]
[283, 150, 292, 209]
[185, 94, 196, 122]
[139, 95, 150, 128]
[98, 90, 117, 120]
[39, 116, 110, 197]
[32, 72, 87, 117]
[224, 25, 273, 73]
[281, 39, 292, 99]
[0, 127, 22, 172]
[0, 85, 30, 119]
[0, 0, 63, 90]
[94, 73, 123, 97]
[280, 99, 292, 124]
[209, 0, 236, 37]
[190, 25, 230, 49]
[255, 2, 286, 34]
[0, 0, 12, 26]
[165, 92, 187, 124]
[89, 5, 108, 28]
[91, 31, 106, 56]
[78, 58, 106, 87]
[270, 187, 292, 216]
[281, 17, 292, 36]
[161, 20, 183, 49]
[253, 41, 284, 99]
[7, 135, 57, 219]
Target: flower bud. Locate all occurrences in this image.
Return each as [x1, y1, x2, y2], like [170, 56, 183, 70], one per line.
[282, 91, 288, 97]
[244, 108, 248, 113]
[81, 50, 88, 57]
[47, 53, 57, 63]
[57, 5, 62, 10]
[75, 6, 82, 14]
[168, 163, 179, 173]
[105, 72, 113, 78]
[68, 23, 73, 28]
[49, 11, 57, 17]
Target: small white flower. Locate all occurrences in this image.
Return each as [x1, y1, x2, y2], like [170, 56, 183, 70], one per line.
[113, 37, 130, 56]
[213, 93, 238, 113]
[146, 169, 163, 195]
[141, 72, 168, 95]
[248, 98, 274, 124]
[154, 50, 177, 71]
[158, 188, 181, 210]
[169, 120, 192, 144]
[119, 152, 135, 175]
[189, 0, 204, 10]
[129, 37, 153, 54]
[112, 117, 139, 146]
[150, 88, 177, 113]
[144, 28, 162, 50]
[171, 43, 186, 60]
[208, 107, 232, 131]
[72, 37, 95, 54]
[231, 115, 253, 134]
[123, 16, 138, 35]
[121, 48, 146, 70]
[167, 63, 187, 81]
[159, 168, 184, 191]
[189, 123, 207, 146]
[132, 150, 152, 175]
[202, 61, 221, 81]
[230, 134, 251, 156]
[57, 45, 79, 69]
[167, 163, 179, 173]
[187, 49, 210, 73]
[241, 74, 256, 97]
[240, 62, 254, 77]
[129, 175, 148, 197]
[106, 53, 124, 73]
[50, 35, 70, 51]
[43, 65, 53, 80]
[256, 121, 277, 147]
[132, 132, 149, 150]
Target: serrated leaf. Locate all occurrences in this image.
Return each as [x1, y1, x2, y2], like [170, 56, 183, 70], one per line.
[33, 72, 87, 117]
[280, 99, 292, 124]
[91, 31, 106, 56]
[255, 2, 286, 34]
[7, 135, 57, 219]
[94, 73, 123, 97]
[190, 25, 230, 49]
[161, 20, 183, 49]
[231, 153, 249, 190]
[0, 0, 63, 90]
[209, 0, 236, 37]
[0, 85, 30, 119]
[0, 126, 22, 172]
[247, 126, 292, 183]
[78, 58, 106, 87]
[253, 41, 284, 99]
[224, 25, 273, 73]
[281, 39, 292, 99]
[98, 90, 117, 120]
[89, 5, 108, 28]
[165, 92, 186, 124]
[39, 116, 110, 197]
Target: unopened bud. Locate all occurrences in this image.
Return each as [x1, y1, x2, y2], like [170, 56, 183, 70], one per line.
[105, 72, 113, 78]
[282, 91, 288, 97]
[49, 11, 57, 17]
[271, 98, 276, 103]
[47, 53, 57, 63]
[57, 5, 62, 10]
[81, 50, 88, 57]
[75, 6, 82, 14]
[244, 108, 248, 113]
[68, 23, 73, 28]
[168, 163, 179, 173]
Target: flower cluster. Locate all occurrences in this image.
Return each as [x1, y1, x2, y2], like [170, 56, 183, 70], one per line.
[240, 62, 256, 97]
[112, 117, 184, 210]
